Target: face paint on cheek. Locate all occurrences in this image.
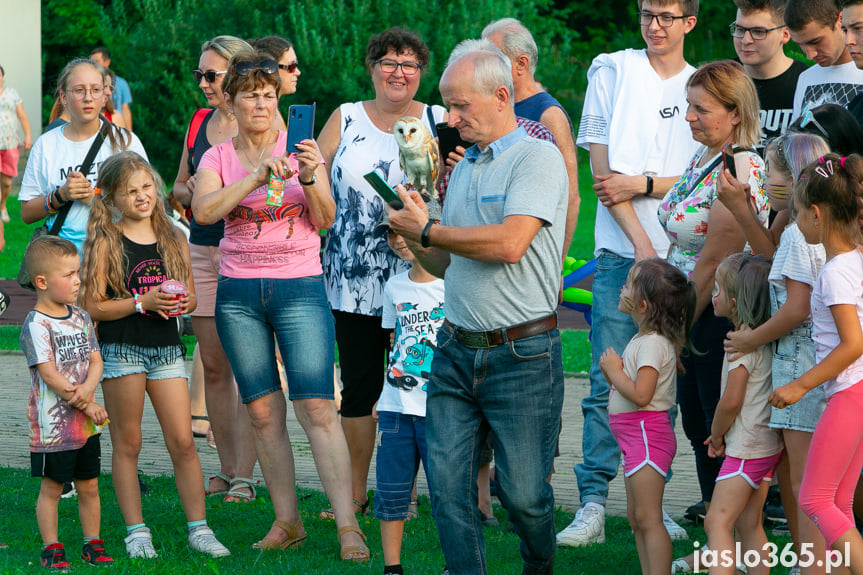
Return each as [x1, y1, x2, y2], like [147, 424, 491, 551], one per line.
[620, 295, 635, 312]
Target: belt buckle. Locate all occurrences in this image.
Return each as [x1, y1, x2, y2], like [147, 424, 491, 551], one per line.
[460, 329, 491, 349]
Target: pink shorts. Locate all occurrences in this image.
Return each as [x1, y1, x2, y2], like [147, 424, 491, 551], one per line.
[717, 452, 783, 490]
[190, 243, 222, 317]
[609, 410, 677, 478]
[0, 147, 19, 177]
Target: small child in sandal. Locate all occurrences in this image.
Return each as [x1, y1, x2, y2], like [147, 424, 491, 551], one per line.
[19, 236, 113, 569]
[372, 203, 445, 575]
[704, 254, 783, 575]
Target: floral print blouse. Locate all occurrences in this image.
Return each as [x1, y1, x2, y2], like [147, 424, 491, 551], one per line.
[657, 145, 768, 277]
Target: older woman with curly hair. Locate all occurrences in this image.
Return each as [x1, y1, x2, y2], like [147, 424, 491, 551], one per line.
[317, 27, 446, 517]
[193, 48, 368, 560]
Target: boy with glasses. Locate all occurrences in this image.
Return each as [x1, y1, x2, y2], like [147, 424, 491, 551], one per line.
[786, 0, 863, 119]
[731, 0, 808, 147]
[561, 0, 699, 547]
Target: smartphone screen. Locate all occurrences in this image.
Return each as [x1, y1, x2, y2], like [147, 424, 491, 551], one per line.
[436, 122, 470, 160]
[722, 144, 737, 180]
[363, 171, 404, 209]
[286, 103, 316, 153]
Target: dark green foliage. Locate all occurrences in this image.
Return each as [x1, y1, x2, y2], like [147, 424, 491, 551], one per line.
[40, 0, 804, 182]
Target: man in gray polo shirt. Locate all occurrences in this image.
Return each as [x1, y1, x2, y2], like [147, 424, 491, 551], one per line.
[388, 41, 567, 575]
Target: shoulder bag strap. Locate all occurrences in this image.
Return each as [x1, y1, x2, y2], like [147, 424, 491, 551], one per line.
[48, 122, 110, 236]
[426, 105, 438, 138]
[186, 108, 211, 174]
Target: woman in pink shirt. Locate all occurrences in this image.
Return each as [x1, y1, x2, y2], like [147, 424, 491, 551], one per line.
[193, 49, 368, 561]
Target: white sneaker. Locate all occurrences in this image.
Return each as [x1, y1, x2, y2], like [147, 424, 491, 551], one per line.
[556, 504, 606, 546]
[663, 510, 689, 540]
[188, 526, 230, 558]
[125, 527, 158, 559]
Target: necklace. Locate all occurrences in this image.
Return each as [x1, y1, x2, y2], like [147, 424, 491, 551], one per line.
[240, 130, 275, 171]
[371, 101, 413, 133]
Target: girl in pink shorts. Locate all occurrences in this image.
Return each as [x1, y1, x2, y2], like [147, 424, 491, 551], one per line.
[771, 154, 863, 573]
[705, 253, 782, 575]
[601, 258, 696, 575]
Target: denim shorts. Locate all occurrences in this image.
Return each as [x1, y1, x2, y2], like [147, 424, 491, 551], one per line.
[769, 332, 826, 432]
[101, 343, 187, 380]
[215, 274, 335, 403]
[374, 411, 429, 521]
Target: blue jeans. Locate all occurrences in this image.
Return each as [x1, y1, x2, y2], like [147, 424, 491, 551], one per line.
[374, 411, 429, 521]
[574, 249, 636, 505]
[215, 275, 335, 403]
[427, 323, 563, 575]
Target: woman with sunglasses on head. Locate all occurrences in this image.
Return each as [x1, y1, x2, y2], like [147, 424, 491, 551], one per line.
[789, 102, 863, 156]
[172, 35, 269, 506]
[317, 27, 446, 520]
[19, 57, 146, 253]
[193, 48, 368, 561]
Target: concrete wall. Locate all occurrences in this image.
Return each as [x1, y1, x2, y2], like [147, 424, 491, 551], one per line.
[0, 1, 42, 137]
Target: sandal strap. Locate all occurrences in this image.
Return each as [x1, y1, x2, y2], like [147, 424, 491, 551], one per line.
[273, 520, 301, 539]
[227, 477, 257, 498]
[337, 525, 367, 542]
[191, 415, 209, 421]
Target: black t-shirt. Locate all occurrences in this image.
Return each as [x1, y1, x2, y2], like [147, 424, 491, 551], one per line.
[187, 109, 225, 247]
[847, 92, 863, 129]
[750, 59, 810, 146]
[97, 236, 182, 349]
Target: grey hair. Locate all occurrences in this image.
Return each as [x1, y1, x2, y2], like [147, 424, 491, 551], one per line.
[481, 18, 538, 74]
[443, 40, 514, 99]
[201, 35, 253, 61]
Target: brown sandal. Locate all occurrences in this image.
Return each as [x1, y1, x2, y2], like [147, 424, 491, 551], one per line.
[338, 525, 370, 562]
[253, 520, 306, 550]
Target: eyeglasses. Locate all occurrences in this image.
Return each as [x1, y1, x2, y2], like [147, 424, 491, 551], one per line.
[193, 69, 227, 83]
[638, 12, 689, 28]
[65, 86, 104, 100]
[728, 23, 785, 40]
[799, 102, 830, 140]
[232, 59, 279, 76]
[279, 61, 300, 73]
[375, 59, 422, 76]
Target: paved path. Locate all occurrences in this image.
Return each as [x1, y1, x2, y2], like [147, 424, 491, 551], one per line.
[0, 351, 701, 521]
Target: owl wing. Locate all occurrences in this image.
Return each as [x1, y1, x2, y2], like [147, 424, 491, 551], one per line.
[428, 135, 440, 188]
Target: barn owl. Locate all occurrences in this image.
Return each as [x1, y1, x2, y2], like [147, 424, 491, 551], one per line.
[394, 116, 440, 199]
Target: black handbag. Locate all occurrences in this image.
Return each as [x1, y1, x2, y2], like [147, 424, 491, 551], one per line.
[16, 123, 109, 290]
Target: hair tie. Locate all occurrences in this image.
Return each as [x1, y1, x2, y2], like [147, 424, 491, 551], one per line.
[841, 157, 848, 169]
[818, 155, 826, 164]
[93, 187, 101, 195]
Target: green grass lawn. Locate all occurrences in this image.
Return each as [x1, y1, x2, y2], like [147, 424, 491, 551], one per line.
[0, 466, 799, 574]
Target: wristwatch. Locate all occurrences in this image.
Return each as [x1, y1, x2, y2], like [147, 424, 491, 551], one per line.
[299, 173, 317, 186]
[133, 294, 144, 315]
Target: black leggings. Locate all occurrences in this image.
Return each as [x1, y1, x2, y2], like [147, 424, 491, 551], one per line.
[678, 307, 732, 503]
[333, 310, 391, 418]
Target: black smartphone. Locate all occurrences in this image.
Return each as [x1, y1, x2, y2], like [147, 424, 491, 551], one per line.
[436, 122, 470, 160]
[286, 103, 316, 153]
[363, 170, 404, 209]
[722, 143, 737, 180]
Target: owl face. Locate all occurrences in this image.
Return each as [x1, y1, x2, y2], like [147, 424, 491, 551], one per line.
[393, 117, 427, 150]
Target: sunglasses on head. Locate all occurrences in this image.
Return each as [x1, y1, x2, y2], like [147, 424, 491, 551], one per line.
[799, 102, 830, 140]
[232, 59, 279, 76]
[279, 61, 299, 73]
[193, 69, 227, 83]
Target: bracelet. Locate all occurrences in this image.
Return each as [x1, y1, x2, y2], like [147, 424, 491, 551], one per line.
[299, 173, 317, 186]
[420, 220, 435, 248]
[133, 294, 145, 315]
[644, 175, 654, 197]
[44, 192, 57, 214]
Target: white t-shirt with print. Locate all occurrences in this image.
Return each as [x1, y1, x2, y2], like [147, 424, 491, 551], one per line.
[792, 61, 863, 119]
[18, 123, 147, 251]
[378, 271, 445, 417]
[811, 249, 863, 397]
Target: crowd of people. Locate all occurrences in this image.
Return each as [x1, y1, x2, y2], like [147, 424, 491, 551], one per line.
[6, 0, 863, 573]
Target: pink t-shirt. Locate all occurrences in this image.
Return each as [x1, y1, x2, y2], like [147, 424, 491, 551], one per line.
[198, 130, 322, 279]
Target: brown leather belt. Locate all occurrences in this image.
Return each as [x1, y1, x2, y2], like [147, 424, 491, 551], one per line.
[444, 313, 558, 349]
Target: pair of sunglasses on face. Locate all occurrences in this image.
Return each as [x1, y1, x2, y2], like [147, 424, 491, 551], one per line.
[193, 60, 299, 83]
